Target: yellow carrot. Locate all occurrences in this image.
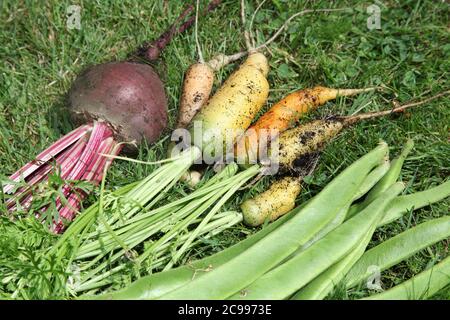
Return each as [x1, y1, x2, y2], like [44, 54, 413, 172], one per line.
[189, 52, 270, 160]
[241, 176, 301, 227]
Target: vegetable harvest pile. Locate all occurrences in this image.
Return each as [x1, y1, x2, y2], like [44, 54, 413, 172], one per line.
[0, 1, 449, 300]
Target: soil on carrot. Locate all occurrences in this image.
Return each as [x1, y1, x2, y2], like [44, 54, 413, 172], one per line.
[0, 0, 449, 299]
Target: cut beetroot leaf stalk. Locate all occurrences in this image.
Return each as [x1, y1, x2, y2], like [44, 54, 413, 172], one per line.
[51, 122, 115, 231]
[53, 137, 121, 233]
[49, 122, 112, 212]
[50, 122, 116, 232]
[5, 120, 121, 234]
[61, 121, 112, 182]
[7, 137, 88, 212]
[4, 124, 92, 194]
[54, 133, 114, 216]
[6, 135, 89, 211]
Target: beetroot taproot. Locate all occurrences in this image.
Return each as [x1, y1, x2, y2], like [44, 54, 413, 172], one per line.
[68, 62, 168, 153]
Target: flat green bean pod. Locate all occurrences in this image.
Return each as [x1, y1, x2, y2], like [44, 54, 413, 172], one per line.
[362, 256, 450, 300]
[346, 139, 413, 220]
[290, 163, 391, 259]
[380, 180, 450, 226]
[352, 160, 390, 202]
[297, 205, 349, 251]
[275, 205, 348, 269]
[364, 138, 413, 203]
[346, 215, 450, 288]
[291, 227, 374, 300]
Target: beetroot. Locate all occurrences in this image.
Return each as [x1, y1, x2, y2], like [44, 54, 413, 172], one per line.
[69, 62, 168, 153]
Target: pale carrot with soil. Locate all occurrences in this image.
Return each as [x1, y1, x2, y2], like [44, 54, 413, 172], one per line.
[235, 86, 377, 163]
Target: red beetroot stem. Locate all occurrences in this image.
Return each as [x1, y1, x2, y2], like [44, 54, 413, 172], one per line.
[49, 121, 113, 232]
[61, 122, 112, 182]
[54, 137, 121, 233]
[4, 120, 121, 234]
[4, 124, 92, 194]
[55, 133, 114, 216]
[48, 122, 110, 211]
[6, 137, 88, 211]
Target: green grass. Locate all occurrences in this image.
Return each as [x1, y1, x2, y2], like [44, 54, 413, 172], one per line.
[0, 0, 449, 299]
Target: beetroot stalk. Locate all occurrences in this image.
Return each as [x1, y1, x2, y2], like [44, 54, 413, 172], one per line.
[141, 0, 222, 61]
[3, 121, 120, 233]
[6, 130, 90, 211]
[50, 122, 120, 233]
[54, 137, 121, 233]
[4, 124, 92, 194]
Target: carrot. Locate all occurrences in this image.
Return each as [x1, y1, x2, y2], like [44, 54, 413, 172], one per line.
[272, 90, 449, 174]
[177, 64, 214, 128]
[180, 170, 202, 188]
[170, 0, 221, 185]
[241, 176, 301, 227]
[188, 51, 270, 161]
[175, 0, 216, 129]
[235, 86, 377, 162]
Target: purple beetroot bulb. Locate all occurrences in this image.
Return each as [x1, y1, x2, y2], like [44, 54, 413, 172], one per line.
[68, 61, 168, 154]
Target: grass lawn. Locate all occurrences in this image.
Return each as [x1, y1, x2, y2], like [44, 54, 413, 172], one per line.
[0, 0, 449, 299]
